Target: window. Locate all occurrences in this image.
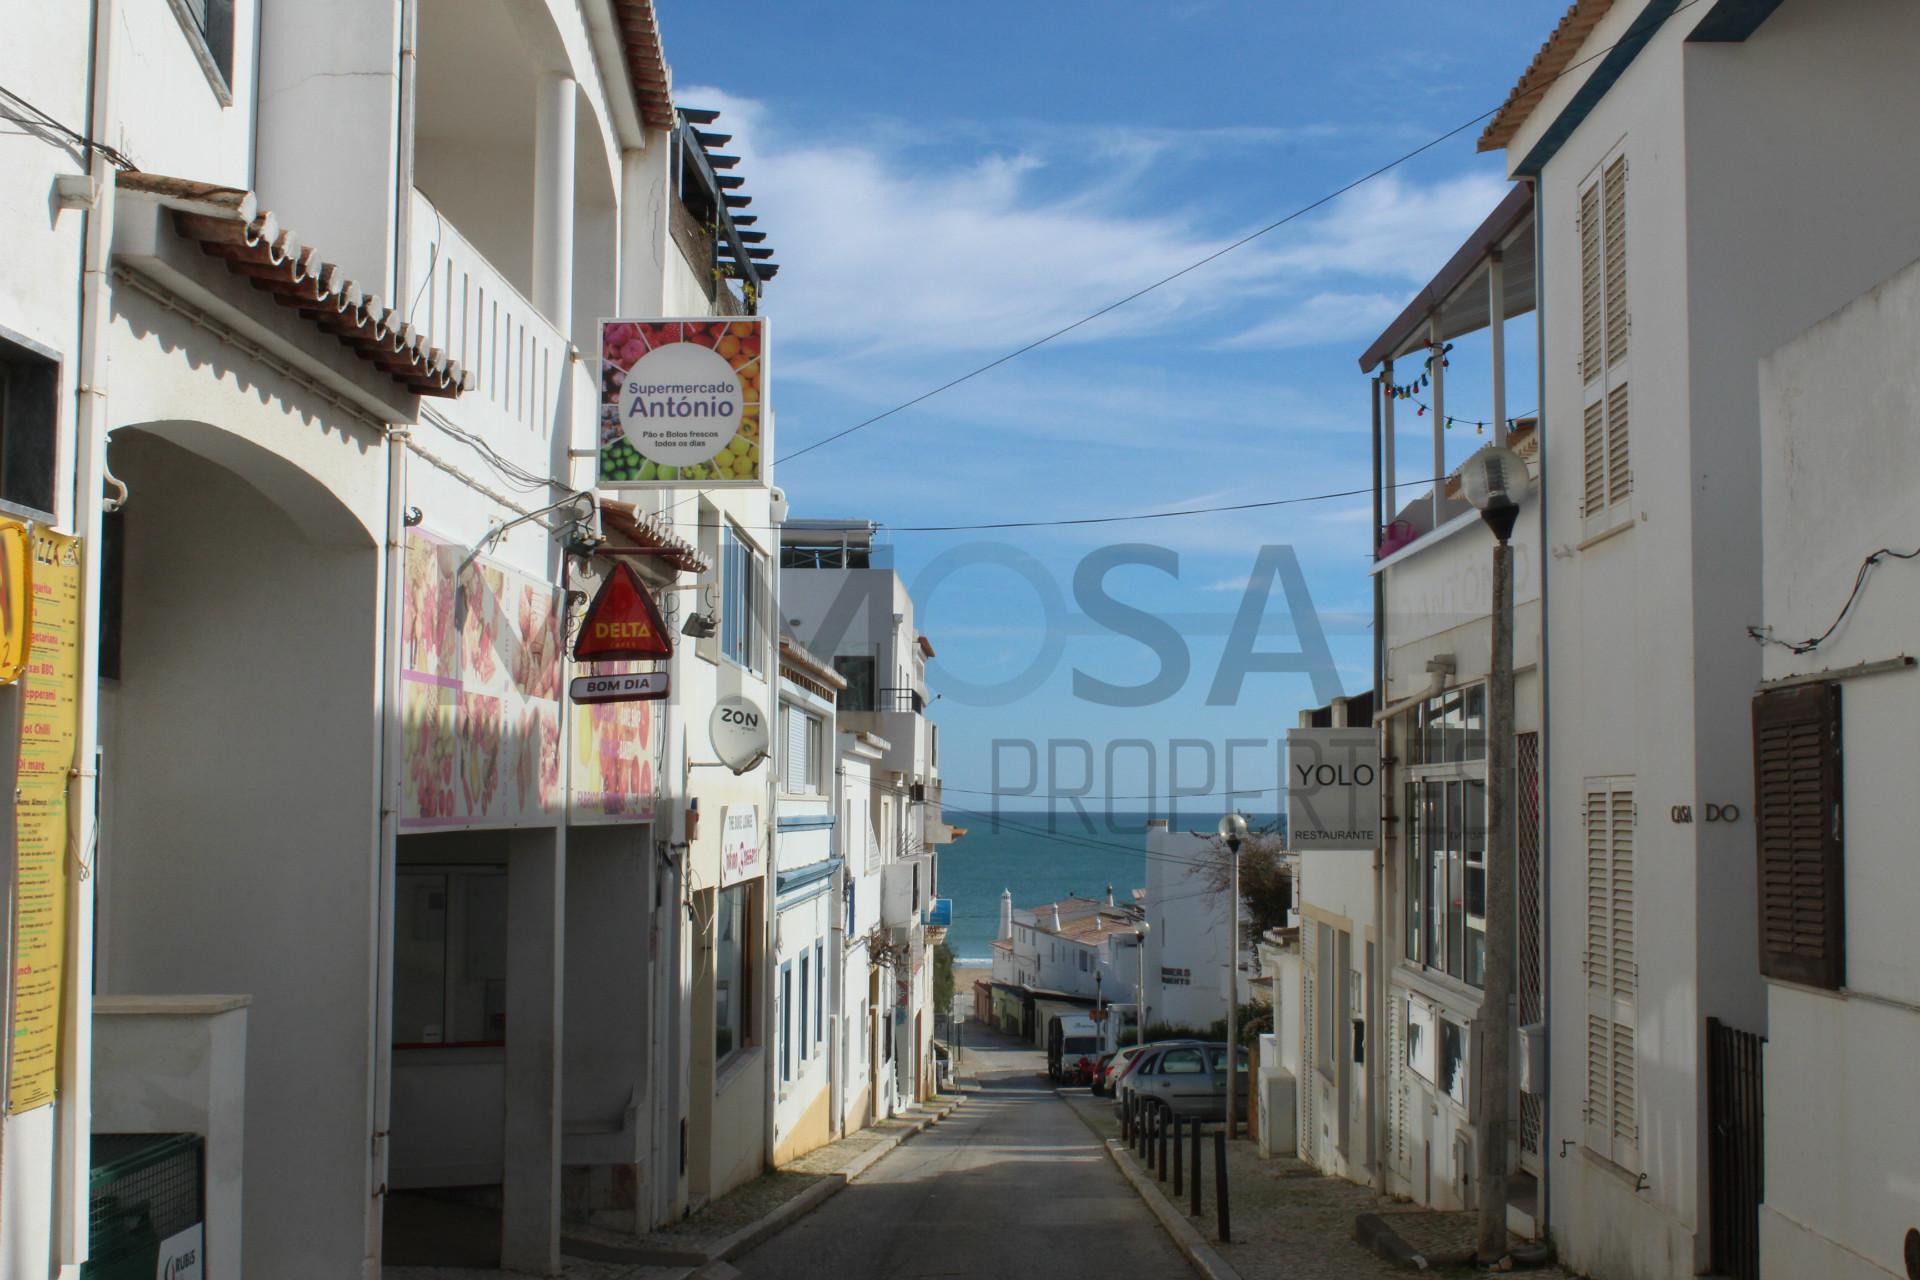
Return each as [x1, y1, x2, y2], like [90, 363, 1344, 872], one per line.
[779, 961, 794, 1083]
[1403, 689, 1488, 988]
[0, 332, 58, 517]
[721, 524, 764, 672]
[1159, 1047, 1204, 1074]
[167, 0, 235, 95]
[1438, 1018, 1468, 1107]
[1583, 778, 1638, 1168]
[798, 951, 810, 1064]
[814, 940, 826, 1046]
[1752, 684, 1843, 988]
[782, 704, 822, 793]
[1406, 995, 1437, 1084]
[834, 656, 876, 711]
[715, 883, 759, 1063]
[392, 870, 508, 1047]
[1579, 151, 1631, 521]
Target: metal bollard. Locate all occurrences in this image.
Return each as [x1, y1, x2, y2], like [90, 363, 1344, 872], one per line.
[1148, 1107, 1159, 1171]
[1171, 1116, 1184, 1197]
[1121, 1093, 1132, 1143]
[1190, 1121, 1203, 1216]
[1158, 1109, 1169, 1182]
[1214, 1129, 1231, 1243]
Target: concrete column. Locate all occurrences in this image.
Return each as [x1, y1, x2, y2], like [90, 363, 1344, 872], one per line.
[619, 141, 670, 315]
[1428, 318, 1445, 528]
[1489, 251, 1508, 447]
[532, 73, 577, 332]
[1382, 358, 1396, 519]
[503, 827, 565, 1274]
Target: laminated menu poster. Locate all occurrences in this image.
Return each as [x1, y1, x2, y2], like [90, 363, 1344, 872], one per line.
[399, 530, 563, 829]
[570, 661, 659, 823]
[9, 528, 80, 1113]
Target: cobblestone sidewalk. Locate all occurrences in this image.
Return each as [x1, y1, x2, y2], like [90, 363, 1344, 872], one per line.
[1059, 1090, 1572, 1279]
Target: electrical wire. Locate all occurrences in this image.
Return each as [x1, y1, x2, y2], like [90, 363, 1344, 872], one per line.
[1747, 545, 1920, 655]
[0, 82, 135, 169]
[769, 2, 1706, 467]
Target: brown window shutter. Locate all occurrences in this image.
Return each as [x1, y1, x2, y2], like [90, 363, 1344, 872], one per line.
[1603, 156, 1628, 367]
[1751, 682, 1844, 989]
[1583, 400, 1607, 516]
[1579, 181, 1603, 381]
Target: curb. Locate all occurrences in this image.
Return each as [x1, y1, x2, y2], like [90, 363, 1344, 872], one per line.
[1055, 1088, 1239, 1280]
[702, 1094, 968, 1265]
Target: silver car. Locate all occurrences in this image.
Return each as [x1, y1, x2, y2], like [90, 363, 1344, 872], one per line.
[1122, 1042, 1250, 1123]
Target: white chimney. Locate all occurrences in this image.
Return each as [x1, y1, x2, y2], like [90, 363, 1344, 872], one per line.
[1051, 905, 1062, 933]
[998, 888, 1013, 941]
[1105, 883, 1114, 906]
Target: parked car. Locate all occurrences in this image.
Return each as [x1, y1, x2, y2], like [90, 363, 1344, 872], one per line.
[1099, 1042, 1159, 1100]
[1089, 1051, 1117, 1096]
[1110, 1039, 1201, 1118]
[1123, 1042, 1250, 1123]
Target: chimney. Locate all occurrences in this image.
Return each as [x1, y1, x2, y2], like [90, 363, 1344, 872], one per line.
[1051, 905, 1062, 933]
[1105, 883, 1115, 906]
[998, 888, 1013, 941]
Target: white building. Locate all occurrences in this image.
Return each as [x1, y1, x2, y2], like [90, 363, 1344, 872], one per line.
[2, 1, 784, 1273]
[1752, 254, 1920, 1280]
[833, 726, 896, 1131]
[990, 890, 1142, 1044]
[1141, 822, 1248, 1035]
[780, 518, 954, 1110]
[1351, 186, 1546, 1220]
[1483, 2, 1920, 1275]
[771, 637, 844, 1165]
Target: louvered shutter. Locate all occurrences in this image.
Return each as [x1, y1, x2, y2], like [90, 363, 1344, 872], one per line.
[784, 706, 809, 793]
[1579, 182, 1603, 382]
[1584, 780, 1638, 1167]
[1603, 156, 1628, 367]
[1606, 382, 1631, 506]
[1583, 401, 1607, 516]
[1752, 683, 1844, 989]
[1301, 922, 1318, 1149]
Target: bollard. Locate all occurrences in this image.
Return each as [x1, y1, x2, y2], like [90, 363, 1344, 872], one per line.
[1214, 1129, 1231, 1243]
[1121, 1093, 1132, 1144]
[1190, 1121, 1203, 1217]
[1158, 1109, 1169, 1182]
[1172, 1116, 1184, 1197]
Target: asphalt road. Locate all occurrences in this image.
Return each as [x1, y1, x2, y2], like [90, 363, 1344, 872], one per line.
[729, 1023, 1189, 1280]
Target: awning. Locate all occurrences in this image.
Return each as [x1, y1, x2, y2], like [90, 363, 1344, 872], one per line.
[1357, 184, 1536, 372]
[116, 172, 468, 397]
[597, 497, 709, 575]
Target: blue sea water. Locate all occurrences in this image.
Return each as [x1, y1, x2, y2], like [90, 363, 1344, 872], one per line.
[933, 808, 1278, 963]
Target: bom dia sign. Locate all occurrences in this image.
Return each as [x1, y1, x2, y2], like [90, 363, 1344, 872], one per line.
[599, 318, 766, 486]
[1285, 727, 1381, 851]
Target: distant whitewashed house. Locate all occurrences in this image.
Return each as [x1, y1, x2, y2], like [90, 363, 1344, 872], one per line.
[1141, 822, 1250, 1034]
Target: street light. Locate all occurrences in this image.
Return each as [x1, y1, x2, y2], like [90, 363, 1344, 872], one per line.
[1095, 969, 1105, 1050]
[1461, 443, 1528, 1263]
[1218, 811, 1248, 1139]
[1134, 921, 1150, 1048]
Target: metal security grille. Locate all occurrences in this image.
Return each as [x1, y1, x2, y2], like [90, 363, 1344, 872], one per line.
[1516, 732, 1543, 1162]
[1707, 1018, 1765, 1280]
[86, 1133, 203, 1276]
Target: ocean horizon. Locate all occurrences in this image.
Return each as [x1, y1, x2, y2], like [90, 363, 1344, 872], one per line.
[933, 808, 1280, 964]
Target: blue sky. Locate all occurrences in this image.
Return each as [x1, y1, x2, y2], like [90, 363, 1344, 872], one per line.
[662, 2, 1564, 817]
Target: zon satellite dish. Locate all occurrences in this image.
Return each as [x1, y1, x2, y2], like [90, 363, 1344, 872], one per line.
[709, 695, 770, 774]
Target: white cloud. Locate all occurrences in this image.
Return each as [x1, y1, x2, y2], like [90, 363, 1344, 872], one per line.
[682, 87, 1511, 368]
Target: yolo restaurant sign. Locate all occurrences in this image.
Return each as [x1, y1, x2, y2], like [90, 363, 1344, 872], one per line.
[1285, 727, 1381, 851]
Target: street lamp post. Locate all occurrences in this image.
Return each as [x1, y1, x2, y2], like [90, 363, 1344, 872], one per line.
[1461, 444, 1527, 1264]
[1135, 921, 1150, 1048]
[1218, 812, 1248, 1139]
[1096, 969, 1105, 1050]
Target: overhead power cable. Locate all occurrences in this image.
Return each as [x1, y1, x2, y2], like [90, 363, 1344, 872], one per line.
[771, 0, 1706, 466]
[0, 83, 135, 170]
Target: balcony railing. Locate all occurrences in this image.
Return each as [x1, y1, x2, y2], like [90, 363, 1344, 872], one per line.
[406, 189, 567, 464]
[878, 685, 925, 714]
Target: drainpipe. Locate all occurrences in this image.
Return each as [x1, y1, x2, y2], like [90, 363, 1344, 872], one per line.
[369, 7, 417, 1264]
[57, 0, 119, 1269]
[1369, 374, 1388, 1196]
[1530, 175, 1553, 1242]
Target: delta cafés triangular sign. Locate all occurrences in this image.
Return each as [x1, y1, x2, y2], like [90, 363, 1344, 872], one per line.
[573, 561, 673, 662]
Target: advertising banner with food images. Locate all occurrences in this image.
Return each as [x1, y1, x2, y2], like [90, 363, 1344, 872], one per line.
[10, 528, 79, 1114]
[401, 530, 563, 829]
[569, 662, 660, 824]
[600, 318, 766, 486]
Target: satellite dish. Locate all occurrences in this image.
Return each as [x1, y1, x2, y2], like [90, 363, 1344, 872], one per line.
[709, 695, 770, 774]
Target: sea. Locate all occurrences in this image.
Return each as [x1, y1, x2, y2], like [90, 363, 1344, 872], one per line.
[934, 808, 1279, 964]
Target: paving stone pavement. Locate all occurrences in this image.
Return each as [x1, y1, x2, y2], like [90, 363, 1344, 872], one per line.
[1060, 1089, 1575, 1279]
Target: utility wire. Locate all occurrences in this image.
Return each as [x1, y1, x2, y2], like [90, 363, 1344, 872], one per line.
[0, 83, 135, 170]
[771, 2, 1705, 467]
[1747, 545, 1920, 655]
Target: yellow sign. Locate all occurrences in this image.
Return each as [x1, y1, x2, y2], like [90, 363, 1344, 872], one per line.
[9, 529, 79, 1113]
[0, 522, 29, 685]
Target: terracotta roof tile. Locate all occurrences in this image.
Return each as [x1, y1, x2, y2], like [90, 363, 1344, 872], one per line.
[1478, 0, 1616, 153]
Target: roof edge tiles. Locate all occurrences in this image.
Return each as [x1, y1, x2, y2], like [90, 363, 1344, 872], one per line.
[612, 1, 676, 130]
[116, 171, 469, 398]
[1478, 0, 1617, 153]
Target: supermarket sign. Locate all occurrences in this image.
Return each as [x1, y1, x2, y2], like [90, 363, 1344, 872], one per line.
[599, 318, 766, 487]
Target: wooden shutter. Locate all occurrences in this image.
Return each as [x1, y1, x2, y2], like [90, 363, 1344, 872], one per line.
[1603, 156, 1629, 367]
[1752, 683, 1844, 989]
[1584, 780, 1638, 1166]
[1583, 400, 1607, 516]
[1606, 383, 1631, 506]
[1579, 181, 1603, 382]
[784, 706, 809, 793]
